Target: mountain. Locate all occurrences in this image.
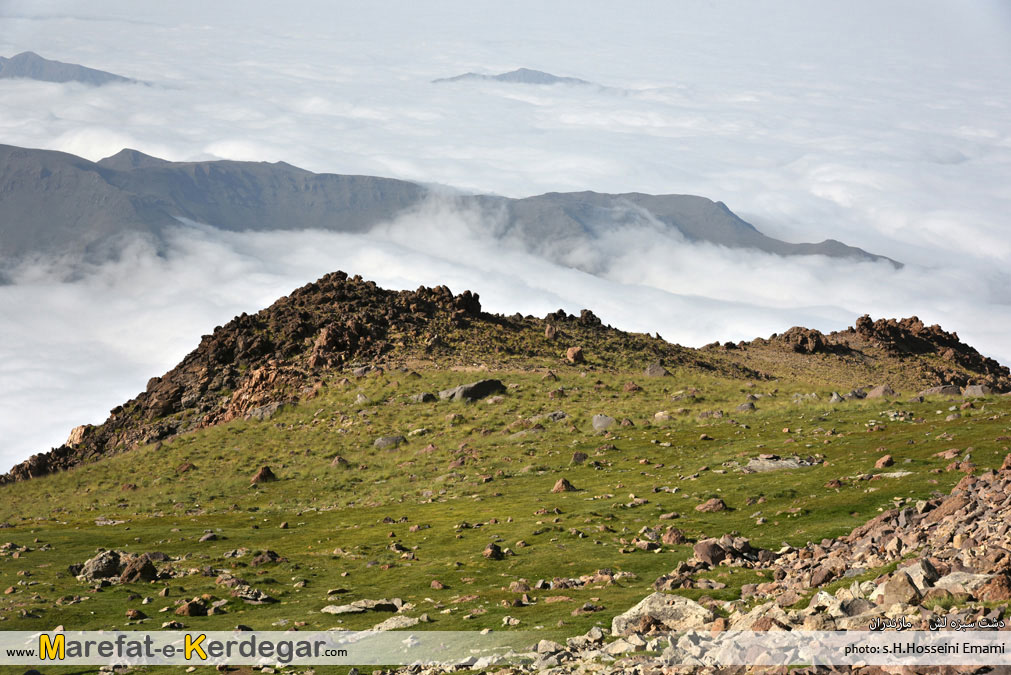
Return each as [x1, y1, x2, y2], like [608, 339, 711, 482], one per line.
[0, 144, 899, 268]
[433, 67, 592, 85]
[4, 270, 1005, 484]
[0, 51, 135, 85]
[1, 270, 1010, 652]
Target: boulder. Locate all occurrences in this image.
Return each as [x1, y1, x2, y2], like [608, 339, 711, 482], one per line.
[250, 466, 277, 484]
[566, 347, 584, 364]
[919, 385, 961, 397]
[483, 543, 504, 560]
[644, 361, 670, 378]
[120, 556, 159, 584]
[410, 392, 437, 403]
[963, 384, 991, 397]
[438, 379, 506, 402]
[879, 572, 921, 606]
[611, 592, 714, 636]
[866, 384, 895, 399]
[693, 539, 726, 566]
[552, 478, 577, 493]
[591, 414, 615, 432]
[874, 455, 894, 469]
[373, 435, 406, 450]
[330, 455, 350, 468]
[77, 550, 123, 582]
[695, 498, 727, 513]
[736, 402, 756, 412]
[371, 615, 419, 631]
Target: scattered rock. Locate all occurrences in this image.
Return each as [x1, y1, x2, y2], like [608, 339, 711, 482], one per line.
[552, 478, 577, 493]
[250, 466, 277, 484]
[566, 347, 584, 364]
[695, 498, 727, 513]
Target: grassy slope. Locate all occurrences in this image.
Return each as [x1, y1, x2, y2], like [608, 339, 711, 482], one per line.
[1, 317, 1009, 674]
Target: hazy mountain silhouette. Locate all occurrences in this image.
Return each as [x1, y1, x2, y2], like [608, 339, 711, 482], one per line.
[433, 68, 592, 86]
[0, 51, 135, 85]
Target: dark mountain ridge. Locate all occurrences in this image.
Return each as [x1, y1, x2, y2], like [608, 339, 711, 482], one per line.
[0, 144, 900, 269]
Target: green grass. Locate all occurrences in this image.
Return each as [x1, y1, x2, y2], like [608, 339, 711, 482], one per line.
[1, 364, 1008, 674]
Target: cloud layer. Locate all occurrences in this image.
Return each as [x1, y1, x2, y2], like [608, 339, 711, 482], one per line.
[1, 0, 1010, 468]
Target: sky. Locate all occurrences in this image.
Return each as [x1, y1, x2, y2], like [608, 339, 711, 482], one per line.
[0, 0, 1010, 469]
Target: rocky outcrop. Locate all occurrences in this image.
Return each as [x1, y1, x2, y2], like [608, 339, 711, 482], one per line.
[2, 273, 488, 483]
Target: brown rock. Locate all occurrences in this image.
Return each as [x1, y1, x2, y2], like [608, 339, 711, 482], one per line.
[874, 454, 894, 469]
[544, 325, 557, 340]
[693, 539, 727, 566]
[880, 572, 922, 606]
[977, 575, 1011, 602]
[250, 466, 277, 484]
[175, 600, 207, 617]
[120, 556, 159, 584]
[662, 527, 687, 546]
[126, 608, 147, 620]
[565, 346, 584, 364]
[483, 543, 504, 560]
[330, 455, 350, 468]
[695, 498, 727, 513]
[430, 580, 446, 590]
[551, 478, 577, 493]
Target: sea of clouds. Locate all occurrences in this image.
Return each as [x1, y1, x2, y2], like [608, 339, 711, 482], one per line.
[0, 0, 1010, 469]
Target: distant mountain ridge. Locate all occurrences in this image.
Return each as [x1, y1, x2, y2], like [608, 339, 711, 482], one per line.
[0, 143, 899, 269]
[433, 67, 592, 86]
[0, 51, 135, 85]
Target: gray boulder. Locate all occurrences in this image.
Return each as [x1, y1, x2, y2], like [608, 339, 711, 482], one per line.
[438, 379, 506, 402]
[611, 592, 714, 636]
[591, 414, 616, 432]
[77, 550, 123, 581]
[373, 435, 406, 450]
[963, 384, 991, 397]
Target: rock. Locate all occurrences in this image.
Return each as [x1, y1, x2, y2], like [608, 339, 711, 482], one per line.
[919, 385, 961, 397]
[120, 556, 158, 583]
[483, 543, 504, 560]
[662, 527, 686, 545]
[964, 384, 991, 397]
[695, 498, 727, 513]
[736, 402, 756, 412]
[373, 435, 406, 450]
[976, 575, 1011, 602]
[693, 539, 726, 566]
[829, 392, 844, 403]
[809, 566, 836, 587]
[544, 324, 557, 340]
[566, 347, 584, 364]
[175, 599, 207, 617]
[896, 559, 940, 591]
[644, 361, 670, 377]
[611, 592, 714, 636]
[438, 379, 506, 402]
[250, 550, 282, 566]
[371, 615, 419, 631]
[874, 454, 894, 469]
[866, 384, 896, 398]
[330, 455, 350, 468]
[879, 572, 921, 606]
[570, 451, 588, 465]
[250, 466, 277, 484]
[77, 550, 123, 581]
[430, 580, 446, 590]
[591, 414, 615, 432]
[198, 532, 217, 542]
[66, 425, 91, 446]
[125, 608, 147, 620]
[552, 478, 577, 493]
[410, 392, 437, 403]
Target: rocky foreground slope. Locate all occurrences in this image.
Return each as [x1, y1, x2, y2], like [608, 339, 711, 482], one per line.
[4, 271, 1008, 483]
[395, 457, 1011, 674]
